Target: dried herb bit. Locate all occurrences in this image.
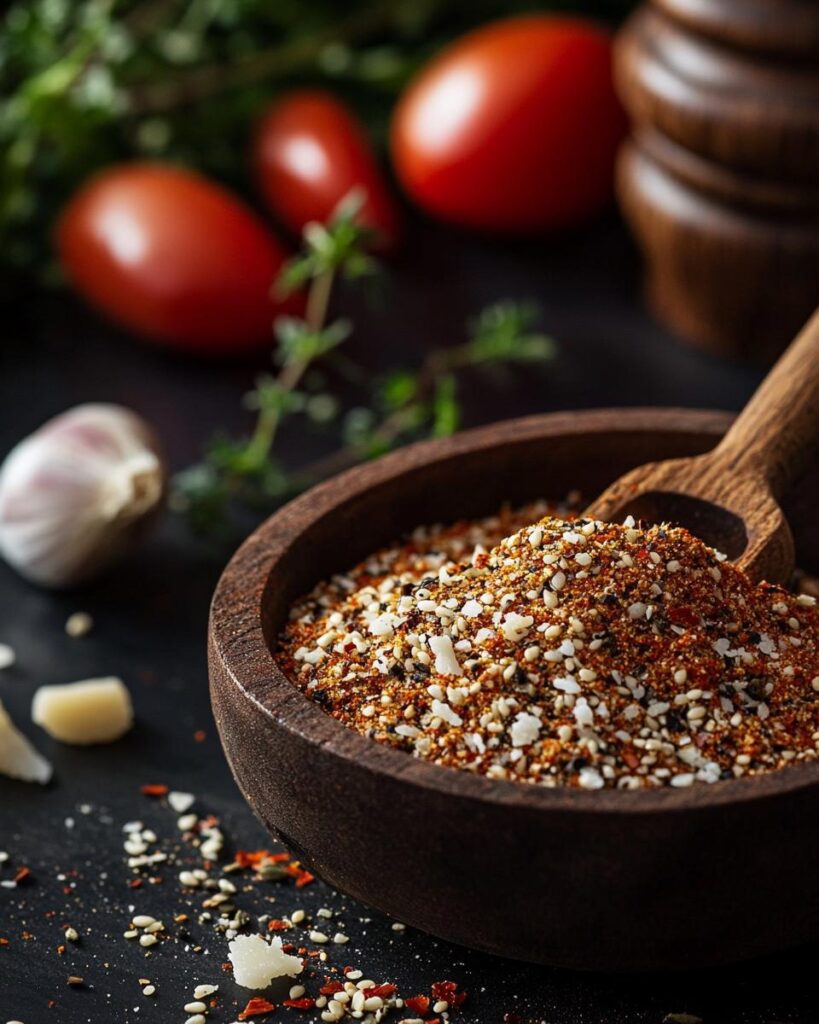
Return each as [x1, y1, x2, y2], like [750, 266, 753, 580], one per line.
[258, 862, 291, 882]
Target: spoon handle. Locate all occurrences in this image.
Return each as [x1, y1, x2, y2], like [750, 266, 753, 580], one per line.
[708, 307, 819, 498]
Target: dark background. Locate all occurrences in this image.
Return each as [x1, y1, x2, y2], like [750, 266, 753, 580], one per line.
[1, 213, 814, 1023]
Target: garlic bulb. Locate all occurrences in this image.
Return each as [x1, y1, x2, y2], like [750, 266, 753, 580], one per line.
[0, 404, 165, 588]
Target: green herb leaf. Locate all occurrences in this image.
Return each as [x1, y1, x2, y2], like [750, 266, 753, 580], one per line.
[466, 301, 555, 364]
[431, 373, 459, 437]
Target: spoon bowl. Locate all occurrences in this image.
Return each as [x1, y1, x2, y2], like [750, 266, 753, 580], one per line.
[613, 486, 750, 558]
[209, 408, 819, 971]
[586, 308, 819, 583]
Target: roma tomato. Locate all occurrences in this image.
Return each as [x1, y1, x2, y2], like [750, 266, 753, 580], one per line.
[391, 16, 627, 233]
[253, 90, 399, 249]
[57, 163, 300, 355]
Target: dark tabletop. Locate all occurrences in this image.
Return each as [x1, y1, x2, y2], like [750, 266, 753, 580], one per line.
[1, 212, 812, 1024]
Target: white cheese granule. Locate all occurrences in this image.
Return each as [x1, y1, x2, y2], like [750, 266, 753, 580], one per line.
[228, 934, 303, 988]
[428, 635, 461, 676]
[460, 599, 482, 618]
[168, 791, 195, 814]
[501, 612, 534, 642]
[573, 696, 595, 728]
[32, 676, 133, 745]
[431, 699, 462, 727]
[368, 614, 394, 638]
[578, 766, 605, 790]
[510, 712, 540, 748]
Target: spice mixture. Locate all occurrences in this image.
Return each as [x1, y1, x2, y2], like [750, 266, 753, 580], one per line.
[278, 503, 819, 790]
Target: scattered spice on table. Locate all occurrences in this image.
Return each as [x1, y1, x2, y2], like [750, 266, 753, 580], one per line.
[278, 504, 818, 789]
[0, 783, 472, 1023]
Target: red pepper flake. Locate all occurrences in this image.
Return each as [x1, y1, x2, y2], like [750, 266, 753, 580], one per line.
[128, 879, 142, 889]
[283, 997, 315, 1010]
[238, 997, 277, 1019]
[140, 783, 168, 797]
[14, 866, 30, 884]
[221, 961, 233, 971]
[622, 749, 640, 771]
[267, 919, 290, 932]
[430, 980, 467, 1008]
[405, 994, 430, 1015]
[667, 605, 698, 628]
[364, 984, 396, 999]
[294, 869, 315, 888]
[235, 849, 285, 870]
[193, 729, 207, 742]
[320, 981, 344, 995]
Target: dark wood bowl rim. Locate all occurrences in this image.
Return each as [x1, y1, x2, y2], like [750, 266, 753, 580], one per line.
[210, 408, 819, 817]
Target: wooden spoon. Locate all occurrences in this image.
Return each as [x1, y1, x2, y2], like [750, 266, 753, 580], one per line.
[585, 308, 819, 584]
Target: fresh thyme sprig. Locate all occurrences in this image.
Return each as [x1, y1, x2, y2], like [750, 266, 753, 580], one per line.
[172, 197, 555, 538]
[172, 193, 376, 534]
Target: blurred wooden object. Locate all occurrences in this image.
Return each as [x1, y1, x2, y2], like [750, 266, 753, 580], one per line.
[615, 0, 819, 364]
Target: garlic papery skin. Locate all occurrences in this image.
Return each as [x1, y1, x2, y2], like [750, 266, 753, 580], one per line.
[0, 404, 166, 588]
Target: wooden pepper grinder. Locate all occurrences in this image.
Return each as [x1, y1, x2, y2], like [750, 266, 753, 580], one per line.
[615, 0, 819, 365]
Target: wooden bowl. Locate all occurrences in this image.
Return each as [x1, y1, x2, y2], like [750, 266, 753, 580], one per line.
[208, 409, 819, 972]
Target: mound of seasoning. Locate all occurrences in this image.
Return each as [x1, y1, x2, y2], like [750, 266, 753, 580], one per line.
[278, 507, 819, 789]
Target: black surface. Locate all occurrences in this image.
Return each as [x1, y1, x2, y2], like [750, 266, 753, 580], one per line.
[2, 214, 813, 1023]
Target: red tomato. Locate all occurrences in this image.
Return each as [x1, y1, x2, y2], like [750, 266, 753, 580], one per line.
[391, 16, 627, 233]
[253, 90, 400, 249]
[57, 163, 300, 354]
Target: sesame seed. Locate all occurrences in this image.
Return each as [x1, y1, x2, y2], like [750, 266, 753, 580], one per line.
[65, 612, 93, 637]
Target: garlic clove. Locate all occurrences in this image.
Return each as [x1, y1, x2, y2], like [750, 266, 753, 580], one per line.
[0, 404, 166, 588]
[32, 676, 133, 745]
[0, 698, 52, 784]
